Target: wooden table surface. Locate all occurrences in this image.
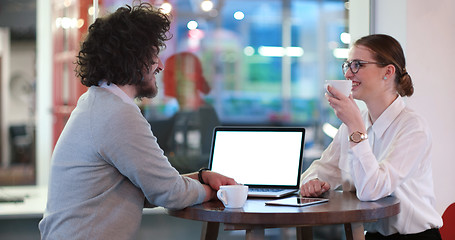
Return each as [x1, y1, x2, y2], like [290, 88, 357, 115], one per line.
[166, 191, 400, 240]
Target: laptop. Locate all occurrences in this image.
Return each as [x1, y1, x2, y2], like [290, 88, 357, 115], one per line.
[208, 126, 305, 198]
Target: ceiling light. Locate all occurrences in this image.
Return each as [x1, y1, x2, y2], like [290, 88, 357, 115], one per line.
[160, 2, 172, 14]
[201, 0, 214, 12]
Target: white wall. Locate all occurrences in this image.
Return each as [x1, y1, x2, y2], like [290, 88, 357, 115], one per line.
[0, 28, 10, 167]
[407, 0, 455, 215]
[374, 0, 455, 214]
[36, 0, 53, 186]
[9, 42, 36, 125]
[349, 0, 371, 43]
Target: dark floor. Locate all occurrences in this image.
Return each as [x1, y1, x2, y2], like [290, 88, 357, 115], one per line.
[0, 214, 346, 240]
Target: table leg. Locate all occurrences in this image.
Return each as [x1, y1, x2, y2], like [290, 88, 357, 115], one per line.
[245, 226, 265, 240]
[344, 222, 365, 240]
[201, 222, 220, 240]
[296, 226, 313, 240]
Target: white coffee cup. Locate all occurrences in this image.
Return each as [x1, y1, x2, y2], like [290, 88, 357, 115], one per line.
[217, 185, 248, 208]
[324, 80, 352, 97]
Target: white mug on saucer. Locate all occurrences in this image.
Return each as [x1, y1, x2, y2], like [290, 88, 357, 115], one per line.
[217, 185, 248, 208]
[325, 80, 352, 97]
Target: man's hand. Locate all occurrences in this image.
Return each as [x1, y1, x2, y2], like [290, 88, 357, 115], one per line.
[189, 171, 237, 202]
[201, 171, 237, 191]
[300, 178, 330, 197]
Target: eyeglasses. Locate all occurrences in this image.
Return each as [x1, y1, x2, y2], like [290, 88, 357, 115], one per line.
[342, 60, 386, 75]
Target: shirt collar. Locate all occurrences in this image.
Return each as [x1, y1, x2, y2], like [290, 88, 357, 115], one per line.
[369, 95, 406, 139]
[99, 80, 140, 111]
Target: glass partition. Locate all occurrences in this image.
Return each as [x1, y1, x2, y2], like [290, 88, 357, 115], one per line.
[0, 0, 37, 185]
[1, 0, 356, 185]
[104, 0, 349, 173]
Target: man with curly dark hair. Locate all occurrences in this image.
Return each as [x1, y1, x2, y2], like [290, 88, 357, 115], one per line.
[39, 3, 236, 239]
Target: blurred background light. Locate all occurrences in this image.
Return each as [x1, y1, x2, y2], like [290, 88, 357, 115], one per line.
[188, 29, 204, 39]
[160, 2, 173, 14]
[340, 32, 351, 44]
[187, 20, 198, 30]
[258, 46, 304, 57]
[243, 46, 255, 56]
[234, 11, 244, 20]
[333, 48, 349, 59]
[322, 123, 338, 139]
[286, 47, 304, 57]
[201, 0, 214, 12]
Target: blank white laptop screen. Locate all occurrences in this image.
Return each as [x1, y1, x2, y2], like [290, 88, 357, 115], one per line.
[209, 127, 305, 197]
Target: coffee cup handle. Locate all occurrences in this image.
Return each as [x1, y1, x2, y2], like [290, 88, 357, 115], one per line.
[324, 83, 334, 97]
[217, 190, 228, 205]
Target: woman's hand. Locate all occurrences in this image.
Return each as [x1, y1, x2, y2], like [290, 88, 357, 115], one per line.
[326, 85, 365, 133]
[300, 178, 330, 197]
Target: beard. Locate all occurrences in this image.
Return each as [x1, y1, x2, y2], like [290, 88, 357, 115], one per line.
[135, 78, 158, 99]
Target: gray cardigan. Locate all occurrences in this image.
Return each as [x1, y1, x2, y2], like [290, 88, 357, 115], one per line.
[39, 86, 205, 240]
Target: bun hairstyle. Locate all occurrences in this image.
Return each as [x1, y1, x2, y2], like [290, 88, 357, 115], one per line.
[354, 34, 414, 97]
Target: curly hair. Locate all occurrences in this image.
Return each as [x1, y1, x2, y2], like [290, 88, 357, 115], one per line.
[75, 2, 172, 87]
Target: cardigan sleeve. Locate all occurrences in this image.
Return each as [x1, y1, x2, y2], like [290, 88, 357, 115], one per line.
[91, 97, 206, 209]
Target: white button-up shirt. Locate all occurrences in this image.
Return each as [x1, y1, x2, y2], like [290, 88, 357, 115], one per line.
[301, 96, 442, 235]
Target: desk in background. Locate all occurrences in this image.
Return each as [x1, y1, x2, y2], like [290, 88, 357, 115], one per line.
[0, 186, 177, 240]
[166, 190, 400, 240]
[0, 186, 47, 219]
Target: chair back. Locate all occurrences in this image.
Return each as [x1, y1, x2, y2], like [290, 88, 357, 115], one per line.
[440, 202, 455, 240]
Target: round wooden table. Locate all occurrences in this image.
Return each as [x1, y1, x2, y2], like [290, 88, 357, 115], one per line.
[166, 191, 400, 240]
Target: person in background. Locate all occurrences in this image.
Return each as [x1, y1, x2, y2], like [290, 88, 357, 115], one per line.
[156, 52, 219, 173]
[39, 3, 236, 240]
[163, 52, 211, 110]
[299, 34, 442, 240]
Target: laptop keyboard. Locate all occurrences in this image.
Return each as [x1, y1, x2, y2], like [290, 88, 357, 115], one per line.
[249, 188, 283, 192]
